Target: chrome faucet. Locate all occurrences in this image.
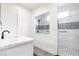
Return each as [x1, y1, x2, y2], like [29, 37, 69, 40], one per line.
[1, 30, 10, 39]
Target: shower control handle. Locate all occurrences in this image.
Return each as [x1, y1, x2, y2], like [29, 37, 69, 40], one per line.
[59, 30, 67, 33]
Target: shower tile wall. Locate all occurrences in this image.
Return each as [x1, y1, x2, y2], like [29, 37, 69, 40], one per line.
[58, 3, 79, 56]
[58, 22, 79, 29]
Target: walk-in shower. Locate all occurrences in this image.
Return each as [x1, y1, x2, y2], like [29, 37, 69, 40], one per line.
[58, 3, 79, 56]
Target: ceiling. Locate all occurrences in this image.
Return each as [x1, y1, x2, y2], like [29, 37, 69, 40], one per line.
[19, 3, 42, 10]
[19, 3, 51, 10]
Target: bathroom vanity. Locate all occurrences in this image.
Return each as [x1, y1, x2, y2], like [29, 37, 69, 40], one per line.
[0, 36, 34, 56]
[0, 4, 34, 56]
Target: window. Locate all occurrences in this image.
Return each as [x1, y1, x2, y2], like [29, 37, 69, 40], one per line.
[47, 15, 50, 21]
[58, 11, 69, 19]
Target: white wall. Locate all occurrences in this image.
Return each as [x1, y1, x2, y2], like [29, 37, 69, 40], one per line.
[1, 3, 32, 37]
[0, 4, 2, 32]
[17, 5, 32, 36]
[0, 4, 1, 21]
[1, 4, 18, 36]
[29, 4, 57, 55]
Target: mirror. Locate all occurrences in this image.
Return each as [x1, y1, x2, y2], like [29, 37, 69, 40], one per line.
[35, 12, 50, 34]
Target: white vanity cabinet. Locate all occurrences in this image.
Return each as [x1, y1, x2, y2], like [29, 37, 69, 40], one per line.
[0, 36, 34, 56]
[0, 42, 33, 56]
[7, 43, 33, 56]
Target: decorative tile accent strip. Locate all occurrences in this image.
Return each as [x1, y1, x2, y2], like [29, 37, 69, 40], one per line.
[58, 22, 79, 29]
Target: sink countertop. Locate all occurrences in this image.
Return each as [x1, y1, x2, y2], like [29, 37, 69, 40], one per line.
[0, 36, 34, 50]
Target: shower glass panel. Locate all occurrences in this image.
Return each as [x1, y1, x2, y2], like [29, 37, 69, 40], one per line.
[58, 3, 79, 56]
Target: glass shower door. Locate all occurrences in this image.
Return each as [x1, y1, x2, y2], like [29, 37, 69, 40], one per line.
[58, 3, 79, 56]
